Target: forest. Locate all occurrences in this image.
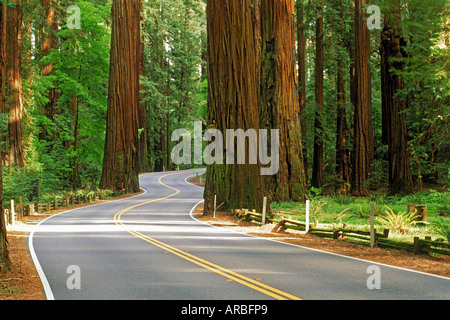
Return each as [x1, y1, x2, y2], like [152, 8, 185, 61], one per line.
[0, 0, 449, 265]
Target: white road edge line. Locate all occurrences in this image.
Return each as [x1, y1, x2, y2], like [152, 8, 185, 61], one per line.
[28, 169, 450, 301]
[28, 174, 153, 300]
[186, 177, 450, 282]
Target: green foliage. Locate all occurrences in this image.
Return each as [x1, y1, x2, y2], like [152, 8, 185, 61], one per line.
[376, 207, 422, 234]
[20, 0, 111, 191]
[432, 217, 450, 242]
[140, 0, 206, 171]
[3, 0, 448, 210]
[436, 202, 450, 217]
[396, 0, 450, 186]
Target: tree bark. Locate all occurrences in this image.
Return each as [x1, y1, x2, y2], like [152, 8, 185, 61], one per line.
[3, 0, 24, 166]
[381, 0, 412, 194]
[311, 0, 324, 189]
[351, 0, 374, 196]
[100, 0, 141, 193]
[0, 4, 10, 270]
[204, 0, 264, 214]
[260, 0, 307, 202]
[336, 0, 350, 193]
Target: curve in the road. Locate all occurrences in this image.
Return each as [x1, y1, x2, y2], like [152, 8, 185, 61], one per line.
[28, 170, 450, 300]
[114, 173, 301, 300]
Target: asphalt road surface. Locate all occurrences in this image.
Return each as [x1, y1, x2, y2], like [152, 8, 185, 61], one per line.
[29, 170, 450, 300]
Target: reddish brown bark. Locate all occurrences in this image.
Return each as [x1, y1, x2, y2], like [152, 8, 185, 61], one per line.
[260, 0, 307, 202]
[100, 0, 141, 193]
[3, 0, 24, 166]
[0, 4, 10, 269]
[381, 0, 412, 194]
[204, 0, 264, 214]
[351, 0, 374, 196]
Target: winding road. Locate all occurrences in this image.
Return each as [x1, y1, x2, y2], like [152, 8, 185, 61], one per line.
[29, 170, 450, 300]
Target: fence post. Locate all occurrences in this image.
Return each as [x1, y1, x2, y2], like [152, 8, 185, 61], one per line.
[414, 237, 421, 254]
[28, 204, 35, 216]
[370, 202, 375, 247]
[4, 209, 9, 226]
[262, 197, 267, 225]
[305, 200, 310, 233]
[19, 196, 23, 220]
[213, 194, 217, 219]
[10, 200, 15, 226]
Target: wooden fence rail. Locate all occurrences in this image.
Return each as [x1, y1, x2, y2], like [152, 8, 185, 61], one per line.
[231, 207, 449, 257]
[3, 191, 120, 227]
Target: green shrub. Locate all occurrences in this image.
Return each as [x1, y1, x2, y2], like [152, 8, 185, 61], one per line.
[432, 217, 450, 242]
[376, 206, 421, 234]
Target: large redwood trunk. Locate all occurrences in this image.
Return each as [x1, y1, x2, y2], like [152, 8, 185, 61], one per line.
[3, 0, 24, 166]
[381, 0, 412, 195]
[0, 4, 10, 270]
[351, 0, 374, 196]
[204, 0, 264, 214]
[260, 0, 307, 202]
[100, 0, 141, 193]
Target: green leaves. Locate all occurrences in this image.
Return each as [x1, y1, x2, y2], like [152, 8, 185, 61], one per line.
[141, 0, 206, 171]
[376, 206, 422, 234]
[21, 0, 111, 190]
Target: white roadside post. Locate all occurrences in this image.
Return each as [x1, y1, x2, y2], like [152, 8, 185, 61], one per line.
[262, 197, 267, 225]
[10, 199, 15, 226]
[213, 194, 217, 219]
[370, 202, 375, 247]
[305, 200, 310, 233]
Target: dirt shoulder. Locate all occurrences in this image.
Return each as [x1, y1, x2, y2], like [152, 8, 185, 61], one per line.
[0, 192, 142, 300]
[194, 206, 450, 279]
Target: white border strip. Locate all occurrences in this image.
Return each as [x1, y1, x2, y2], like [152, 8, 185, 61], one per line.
[28, 175, 151, 300]
[28, 221, 55, 300]
[29, 170, 449, 301]
[186, 184, 450, 282]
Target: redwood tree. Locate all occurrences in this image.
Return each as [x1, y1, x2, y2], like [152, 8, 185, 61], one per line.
[100, 0, 141, 193]
[3, 0, 24, 166]
[352, 0, 374, 196]
[204, 0, 264, 214]
[260, 0, 307, 202]
[0, 3, 10, 270]
[381, 0, 413, 194]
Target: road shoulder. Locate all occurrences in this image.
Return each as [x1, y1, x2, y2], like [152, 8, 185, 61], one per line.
[1, 192, 143, 300]
[194, 206, 450, 279]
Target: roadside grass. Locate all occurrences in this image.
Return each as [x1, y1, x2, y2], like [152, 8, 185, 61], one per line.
[270, 189, 450, 243]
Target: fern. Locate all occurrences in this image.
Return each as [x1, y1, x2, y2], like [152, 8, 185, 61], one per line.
[376, 206, 421, 234]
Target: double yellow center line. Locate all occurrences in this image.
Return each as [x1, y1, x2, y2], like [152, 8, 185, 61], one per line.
[113, 173, 301, 300]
